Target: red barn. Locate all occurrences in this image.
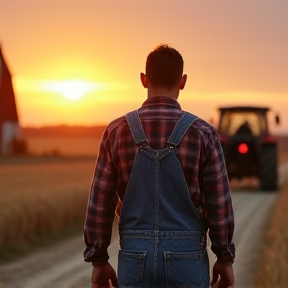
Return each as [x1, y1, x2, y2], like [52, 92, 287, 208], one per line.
[0, 45, 21, 155]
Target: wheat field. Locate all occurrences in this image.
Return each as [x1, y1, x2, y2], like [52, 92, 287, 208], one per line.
[0, 156, 96, 260]
[0, 150, 287, 284]
[256, 155, 288, 288]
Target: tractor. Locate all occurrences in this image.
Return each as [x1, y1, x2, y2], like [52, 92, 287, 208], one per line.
[217, 106, 279, 191]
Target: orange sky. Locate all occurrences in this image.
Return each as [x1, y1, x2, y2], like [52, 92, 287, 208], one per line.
[0, 0, 287, 133]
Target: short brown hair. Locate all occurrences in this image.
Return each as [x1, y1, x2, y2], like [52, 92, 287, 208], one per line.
[146, 44, 184, 90]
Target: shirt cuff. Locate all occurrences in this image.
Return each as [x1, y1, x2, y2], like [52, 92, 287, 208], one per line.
[84, 244, 109, 264]
[211, 242, 235, 265]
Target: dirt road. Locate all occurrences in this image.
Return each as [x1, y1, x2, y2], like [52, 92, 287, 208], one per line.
[0, 163, 287, 288]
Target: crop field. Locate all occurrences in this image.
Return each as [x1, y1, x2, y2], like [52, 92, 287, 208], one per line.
[256, 137, 288, 288]
[256, 180, 288, 288]
[0, 155, 96, 260]
[0, 136, 287, 285]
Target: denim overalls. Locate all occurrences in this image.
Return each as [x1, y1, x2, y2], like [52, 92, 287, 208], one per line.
[118, 110, 209, 288]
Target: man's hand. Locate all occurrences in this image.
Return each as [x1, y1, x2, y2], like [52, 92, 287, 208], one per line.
[108, 279, 116, 288]
[211, 260, 234, 288]
[91, 262, 118, 288]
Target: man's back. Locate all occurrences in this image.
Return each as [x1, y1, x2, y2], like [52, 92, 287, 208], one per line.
[83, 44, 235, 288]
[117, 109, 209, 287]
[103, 96, 225, 208]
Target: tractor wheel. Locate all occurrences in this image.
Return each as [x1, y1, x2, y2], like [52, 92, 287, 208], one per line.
[259, 144, 278, 191]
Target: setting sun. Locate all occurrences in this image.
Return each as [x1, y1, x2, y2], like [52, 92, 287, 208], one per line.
[41, 80, 99, 100]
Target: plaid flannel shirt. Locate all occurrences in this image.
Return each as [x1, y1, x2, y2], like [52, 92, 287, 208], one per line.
[84, 96, 235, 264]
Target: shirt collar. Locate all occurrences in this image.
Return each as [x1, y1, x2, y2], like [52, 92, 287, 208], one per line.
[141, 96, 182, 110]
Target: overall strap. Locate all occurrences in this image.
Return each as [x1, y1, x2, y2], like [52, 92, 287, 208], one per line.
[167, 111, 205, 218]
[125, 110, 149, 145]
[167, 112, 198, 146]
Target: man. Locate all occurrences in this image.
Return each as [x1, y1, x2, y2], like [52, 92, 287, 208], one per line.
[84, 44, 235, 288]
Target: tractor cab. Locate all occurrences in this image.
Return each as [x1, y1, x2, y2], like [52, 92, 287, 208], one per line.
[218, 106, 278, 191]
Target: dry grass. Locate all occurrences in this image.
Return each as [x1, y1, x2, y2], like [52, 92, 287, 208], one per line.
[0, 156, 96, 261]
[256, 181, 288, 287]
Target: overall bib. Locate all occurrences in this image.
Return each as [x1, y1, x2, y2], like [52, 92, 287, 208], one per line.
[118, 111, 209, 288]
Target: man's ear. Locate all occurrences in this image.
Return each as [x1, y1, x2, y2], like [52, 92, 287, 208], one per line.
[140, 73, 148, 88]
[179, 74, 187, 90]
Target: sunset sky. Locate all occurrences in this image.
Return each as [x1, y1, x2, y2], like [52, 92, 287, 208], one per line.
[0, 0, 287, 133]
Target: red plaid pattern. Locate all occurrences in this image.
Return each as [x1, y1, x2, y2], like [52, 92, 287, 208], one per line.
[84, 96, 234, 263]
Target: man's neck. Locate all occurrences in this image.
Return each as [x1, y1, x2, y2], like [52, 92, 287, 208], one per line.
[147, 87, 179, 99]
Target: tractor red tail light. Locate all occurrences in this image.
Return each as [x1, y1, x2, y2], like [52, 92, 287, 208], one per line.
[238, 143, 248, 154]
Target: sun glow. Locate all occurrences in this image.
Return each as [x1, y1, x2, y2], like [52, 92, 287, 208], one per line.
[41, 80, 100, 100]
